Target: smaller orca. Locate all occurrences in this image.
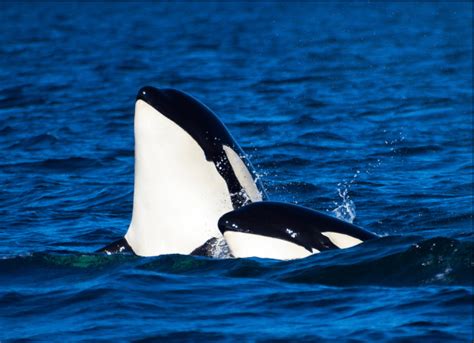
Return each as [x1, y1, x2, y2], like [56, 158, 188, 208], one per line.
[218, 202, 377, 260]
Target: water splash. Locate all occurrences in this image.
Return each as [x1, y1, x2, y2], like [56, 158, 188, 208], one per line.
[330, 145, 391, 223]
[211, 237, 232, 259]
[332, 178, 357, 224]
[330, 130, 406, 223]
[384, 130, 406, 154]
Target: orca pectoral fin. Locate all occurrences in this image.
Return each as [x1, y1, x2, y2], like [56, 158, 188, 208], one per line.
[96, 238, 134, 255]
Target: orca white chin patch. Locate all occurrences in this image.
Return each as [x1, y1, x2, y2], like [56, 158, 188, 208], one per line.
[223, 231, 318, 260]
[321, 232, 363, 249]
[125, 100, 233, 257]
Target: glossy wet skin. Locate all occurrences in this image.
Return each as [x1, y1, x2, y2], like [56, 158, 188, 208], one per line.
[108, 86, 268, 256]
[218, 202, 377, 253]
[137, 86, 267, 208]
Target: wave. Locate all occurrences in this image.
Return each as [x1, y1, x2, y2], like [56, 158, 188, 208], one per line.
[272, 236, 472, 286]
[1, 236, 471, 287]
[377, 145, 444, 156]
[4, 157, 103, 171]
[8, 133, 60, 149]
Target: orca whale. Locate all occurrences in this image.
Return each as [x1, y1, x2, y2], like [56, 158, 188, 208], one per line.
[99, 86, 266, 257]
[218, 201, 377, 260]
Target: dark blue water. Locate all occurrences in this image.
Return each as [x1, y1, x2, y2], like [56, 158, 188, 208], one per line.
[0, 2, 472, 341]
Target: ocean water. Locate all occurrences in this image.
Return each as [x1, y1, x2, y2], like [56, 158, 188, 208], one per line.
[0, 2, 472, 341]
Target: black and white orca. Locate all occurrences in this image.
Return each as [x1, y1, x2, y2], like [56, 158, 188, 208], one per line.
[218, 202, 377, 260]
[99, 86, 266, 256]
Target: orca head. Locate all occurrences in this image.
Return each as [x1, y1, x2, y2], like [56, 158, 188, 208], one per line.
[218, 202, 320, 260]
[218, 202, 377, 260]
[136, 86, 234, 160]
[136, 86, 265, 207]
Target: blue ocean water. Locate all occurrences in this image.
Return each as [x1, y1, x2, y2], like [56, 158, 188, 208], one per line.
[0, 2, 472, 341]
